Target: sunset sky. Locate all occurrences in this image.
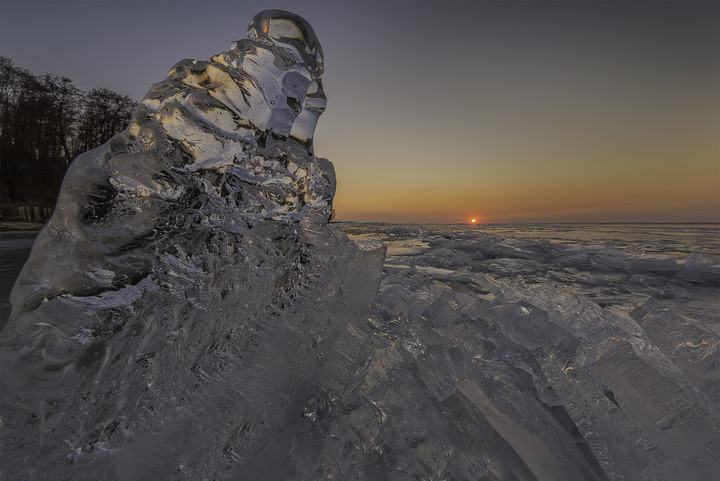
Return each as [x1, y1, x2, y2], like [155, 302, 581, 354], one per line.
[1, 0, 718, 223]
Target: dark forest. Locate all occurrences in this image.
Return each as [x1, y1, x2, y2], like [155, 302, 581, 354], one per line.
[0, 57, 136, 221]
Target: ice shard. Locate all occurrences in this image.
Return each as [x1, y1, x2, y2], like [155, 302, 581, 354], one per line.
[1, 10, 385, 480]
[9, 9, 333, 314]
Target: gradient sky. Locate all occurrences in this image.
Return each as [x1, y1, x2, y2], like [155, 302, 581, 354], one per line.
[1, 0, 718, 223]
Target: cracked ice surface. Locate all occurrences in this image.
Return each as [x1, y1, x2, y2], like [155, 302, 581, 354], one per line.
[332, 223, 719, 481]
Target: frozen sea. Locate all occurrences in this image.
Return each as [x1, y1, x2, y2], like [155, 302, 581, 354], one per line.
[2, 223, 718, 325]
[330, 222, 719, 480]
[1, 222, 719, 479]
[339, 222, 719, 258]
[339, 222, 719, 323]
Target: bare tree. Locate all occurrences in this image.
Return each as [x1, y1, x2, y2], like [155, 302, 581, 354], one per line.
[0, 57, 137, 217]
[76, 87, 135, 154]
[41, 74, 80, 164]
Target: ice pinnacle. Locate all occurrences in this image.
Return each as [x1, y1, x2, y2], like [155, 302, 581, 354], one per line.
[2, 10, 386, 480]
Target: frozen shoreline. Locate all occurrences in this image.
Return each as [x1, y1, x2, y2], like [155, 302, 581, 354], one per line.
[4, 223, 718, 325]
[0, 221, 44, 231]
[2, 223, 719, 479]
[333, 223, 719, 479]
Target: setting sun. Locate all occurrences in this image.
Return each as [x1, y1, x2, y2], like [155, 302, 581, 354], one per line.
[471, 218, 477, 224]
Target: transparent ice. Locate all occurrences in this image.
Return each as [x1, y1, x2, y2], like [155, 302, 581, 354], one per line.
[2, 10, 384, 480]
[336, 223, 719, 481]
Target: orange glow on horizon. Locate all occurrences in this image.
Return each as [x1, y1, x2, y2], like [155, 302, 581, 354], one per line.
[471, 218, 477, 224]
[332, 167, 720, 223]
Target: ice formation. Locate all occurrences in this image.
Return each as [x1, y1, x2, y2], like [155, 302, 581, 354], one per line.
[334, 224, 719, 481]
[1, 10, 384, 480]
[2, 9, 719, 481]
[9, 9, 332, 313]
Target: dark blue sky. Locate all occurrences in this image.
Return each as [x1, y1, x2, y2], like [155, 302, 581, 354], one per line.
[1, 0, 718, 222]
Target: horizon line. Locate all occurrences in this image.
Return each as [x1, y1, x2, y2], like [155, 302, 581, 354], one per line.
[333, 221, 720, 226]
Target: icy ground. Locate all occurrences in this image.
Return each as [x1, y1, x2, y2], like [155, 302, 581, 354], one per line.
[318, 222, 719, 481]
[1, 223, 718, 480]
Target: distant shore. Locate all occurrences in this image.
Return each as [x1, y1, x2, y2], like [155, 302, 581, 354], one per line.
[0, 222, 44, 232]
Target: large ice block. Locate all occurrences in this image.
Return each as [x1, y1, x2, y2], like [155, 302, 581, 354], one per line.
[1, 11, 385, 480]
[9, 9, 332, 314]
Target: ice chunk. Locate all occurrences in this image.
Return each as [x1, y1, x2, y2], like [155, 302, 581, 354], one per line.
[489, 238, 549, 261]
[623, 255, 680, 275]
[595, 339, 719, 480]
[10, 9, 334, 314]
[491, 301, 577, 355]
[1, 11, 386, 480]
[553, 248, 593, 267]
[675, 252, 720, 285]
[589, 248, 628, 270]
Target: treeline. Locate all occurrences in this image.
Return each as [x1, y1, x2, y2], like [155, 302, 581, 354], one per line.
[0, 56, 137, 219]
